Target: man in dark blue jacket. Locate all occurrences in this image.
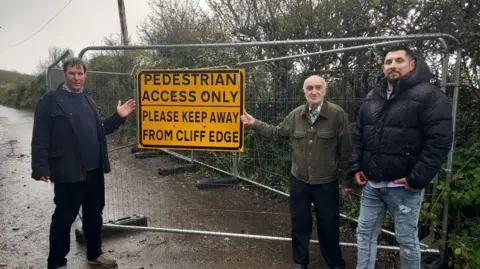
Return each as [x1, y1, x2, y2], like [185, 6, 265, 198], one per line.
[348, 46, 453, 269]
[31, 58, 136, 269]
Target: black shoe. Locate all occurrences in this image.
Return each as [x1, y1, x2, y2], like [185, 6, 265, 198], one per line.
[293, 264, 307, 269]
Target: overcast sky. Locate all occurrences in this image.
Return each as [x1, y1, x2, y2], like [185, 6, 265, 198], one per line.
[0, 0, 155, 75]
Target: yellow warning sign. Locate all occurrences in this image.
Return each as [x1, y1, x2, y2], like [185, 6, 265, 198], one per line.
[137, 69, 245, 152]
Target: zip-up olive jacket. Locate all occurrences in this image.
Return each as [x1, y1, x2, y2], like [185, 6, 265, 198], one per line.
[251, 101, 353, 187]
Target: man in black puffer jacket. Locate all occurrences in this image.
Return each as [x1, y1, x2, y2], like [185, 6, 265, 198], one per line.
[348, 46, 453, 269]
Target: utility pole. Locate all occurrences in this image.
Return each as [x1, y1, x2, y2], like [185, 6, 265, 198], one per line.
[117, 0, 129, 45]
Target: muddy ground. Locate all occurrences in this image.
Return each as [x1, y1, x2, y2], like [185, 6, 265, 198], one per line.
[0, 104, 398, 269]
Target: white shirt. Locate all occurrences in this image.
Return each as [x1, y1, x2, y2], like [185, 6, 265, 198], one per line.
[309, 102, 323, 124]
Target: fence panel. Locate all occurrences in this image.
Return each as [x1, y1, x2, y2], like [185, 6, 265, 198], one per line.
[46, 36, 461, 262]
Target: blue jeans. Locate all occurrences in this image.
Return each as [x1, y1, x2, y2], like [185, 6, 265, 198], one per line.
[356, 183, 424, 269]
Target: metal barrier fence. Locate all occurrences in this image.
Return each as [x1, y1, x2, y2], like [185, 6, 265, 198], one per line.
[45, 34, 461, 266]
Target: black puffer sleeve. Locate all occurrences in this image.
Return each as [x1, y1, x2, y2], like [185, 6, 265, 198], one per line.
[349, 103, 365, 175]
[407, 88, 453, 189]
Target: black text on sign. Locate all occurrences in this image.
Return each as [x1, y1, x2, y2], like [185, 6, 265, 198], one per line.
[137, 69, 245, 152]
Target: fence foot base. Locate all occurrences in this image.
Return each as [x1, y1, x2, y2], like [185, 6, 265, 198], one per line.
[196, 176, 240, 189]
[75, 215, 148, 244]
[420, 237, 448, 269]
[134, 150, 168, 159]
[421, 252, 449, 269]
[420, 233, 435, 246]
[158, 163, 197, 175]
[130, 147, 141, 153]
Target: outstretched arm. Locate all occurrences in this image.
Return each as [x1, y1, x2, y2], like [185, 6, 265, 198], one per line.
[103, 99, 136, 135]
[241, 110, 292, 140]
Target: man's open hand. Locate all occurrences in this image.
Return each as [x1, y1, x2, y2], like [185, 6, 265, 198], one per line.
[117, 99, 136, 118]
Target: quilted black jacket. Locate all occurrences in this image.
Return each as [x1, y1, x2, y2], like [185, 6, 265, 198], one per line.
[349, 59, 453, 190]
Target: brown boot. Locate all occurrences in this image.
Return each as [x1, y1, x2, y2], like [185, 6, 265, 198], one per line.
[87, 254, 117, 267]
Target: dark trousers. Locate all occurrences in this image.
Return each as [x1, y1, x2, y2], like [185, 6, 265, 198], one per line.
[290, 175, 345, 269]
[47, 169, 105, 269]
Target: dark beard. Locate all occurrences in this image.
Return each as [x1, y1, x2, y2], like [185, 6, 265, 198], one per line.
[386, 77, 399, 91]
[386, 77, 399, 83]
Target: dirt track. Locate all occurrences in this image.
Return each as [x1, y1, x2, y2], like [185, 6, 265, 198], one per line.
[0, 104, 377, 269]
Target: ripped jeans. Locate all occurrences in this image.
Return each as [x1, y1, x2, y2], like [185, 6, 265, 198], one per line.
[356, 183, 424, 269]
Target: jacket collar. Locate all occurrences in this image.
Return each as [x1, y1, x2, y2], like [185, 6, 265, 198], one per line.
[51, 83, 100, 140]
[301, 101, 329, 119]
[52, 84, 80, 139]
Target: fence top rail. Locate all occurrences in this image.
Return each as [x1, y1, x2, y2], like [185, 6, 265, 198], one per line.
[45, 49, 74, 90]
[50, 68, 131, 76]
[77, 33, 460, 59]
[47, 49, 74, 71]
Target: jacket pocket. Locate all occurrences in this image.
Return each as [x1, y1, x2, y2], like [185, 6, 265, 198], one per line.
[315, 131, 337, 178]
[292, 131, 306, 154]
[50, 105, 70, 132]
[50, 104, 66, 117]
[293, 131, 306, 139]
[292, 131, 307, 176]
[317, 131, 335, 149]
[50, 104, 76, 140]
[317, 131, 335, 139]
[292, 131, 306, 153]
[317, 131, 334, 138]
[48, 151, 66, 179]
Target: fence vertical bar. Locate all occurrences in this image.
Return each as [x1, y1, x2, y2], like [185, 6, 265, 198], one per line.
[426, 46, 450, 243]
[232, 152, 239, 178]
[441, 47, 462, 247]
[45, 49, 73, 90]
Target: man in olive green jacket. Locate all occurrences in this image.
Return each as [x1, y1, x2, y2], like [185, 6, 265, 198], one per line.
[241, 75, 352, 269]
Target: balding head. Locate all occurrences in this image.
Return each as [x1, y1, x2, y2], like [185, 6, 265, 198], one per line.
[302, 75, 328, 108]
[303, 75, 327, 89]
